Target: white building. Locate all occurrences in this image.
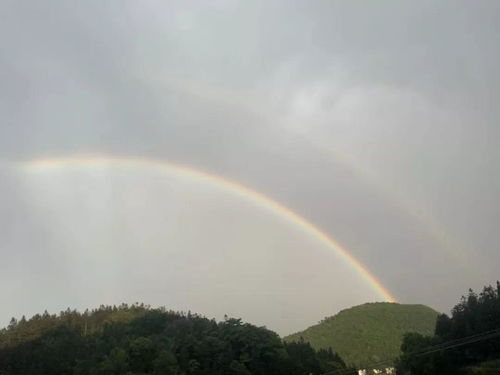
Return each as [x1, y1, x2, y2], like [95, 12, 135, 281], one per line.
[358, 368, 395, 375]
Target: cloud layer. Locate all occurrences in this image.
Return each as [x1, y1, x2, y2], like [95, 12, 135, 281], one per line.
[1, 0, 499, 333]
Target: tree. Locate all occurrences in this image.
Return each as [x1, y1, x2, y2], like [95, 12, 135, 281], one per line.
[0, 304, 353, 375]
[153, 350, 179, 375]
[397, 282, 500, 374]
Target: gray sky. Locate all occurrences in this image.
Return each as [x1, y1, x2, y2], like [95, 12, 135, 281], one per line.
[1, 0, 499, 335]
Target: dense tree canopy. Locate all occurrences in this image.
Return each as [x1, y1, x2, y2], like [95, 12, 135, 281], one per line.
[397, 282, 500, 375]
[0, 304, 354, 375]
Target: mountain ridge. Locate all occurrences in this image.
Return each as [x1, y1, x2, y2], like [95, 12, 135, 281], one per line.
[284, 302, 439, 368]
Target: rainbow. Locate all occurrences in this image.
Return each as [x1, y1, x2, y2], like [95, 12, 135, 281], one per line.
[20, 155, 396, 302]
[155, 77, 471, 273]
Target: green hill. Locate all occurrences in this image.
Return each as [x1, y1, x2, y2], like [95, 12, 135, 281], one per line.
[284, 302, 439, 368]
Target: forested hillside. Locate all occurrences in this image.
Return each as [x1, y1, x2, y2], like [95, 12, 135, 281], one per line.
[285, 302, 438, 368]
[0, 304, 355, 375]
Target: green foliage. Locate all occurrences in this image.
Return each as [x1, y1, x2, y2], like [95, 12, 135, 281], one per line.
[397, 282, 500, 375]
[460, 359, 500, 375]
[284, 302, 438, 368]
[0, 304, 351, 375]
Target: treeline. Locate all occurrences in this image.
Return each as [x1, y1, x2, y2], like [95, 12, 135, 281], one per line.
[0, 303, 355, 375]
[397, 282, 500, 374]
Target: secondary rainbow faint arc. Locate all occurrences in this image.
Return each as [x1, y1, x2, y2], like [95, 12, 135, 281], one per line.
[21, 155, 396, 302]
[159, 77, 472, 272]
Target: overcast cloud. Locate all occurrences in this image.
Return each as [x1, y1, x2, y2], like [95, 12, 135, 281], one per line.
[1, 0, 499, 334]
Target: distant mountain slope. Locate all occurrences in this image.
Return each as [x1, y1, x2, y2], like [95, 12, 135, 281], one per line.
[284, 302, 438, 368]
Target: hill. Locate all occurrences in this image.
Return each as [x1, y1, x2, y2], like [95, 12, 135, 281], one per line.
[284, 302, 438, 368]
[0, 304, 355, 375]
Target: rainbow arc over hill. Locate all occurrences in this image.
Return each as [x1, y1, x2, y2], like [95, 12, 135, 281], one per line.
[20, 155, 396, 302]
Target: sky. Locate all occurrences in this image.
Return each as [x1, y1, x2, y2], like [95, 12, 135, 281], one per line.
[1, 0, 499, 335]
